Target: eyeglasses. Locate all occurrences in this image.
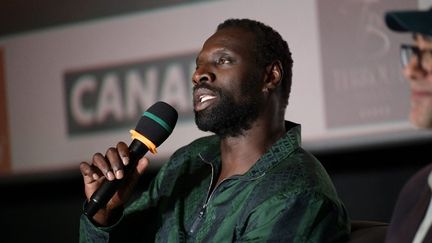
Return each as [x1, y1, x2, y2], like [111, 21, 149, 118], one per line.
[400, 44, 432, 68]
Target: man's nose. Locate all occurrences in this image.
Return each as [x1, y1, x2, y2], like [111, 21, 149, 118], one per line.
[192, 65, 215, 86]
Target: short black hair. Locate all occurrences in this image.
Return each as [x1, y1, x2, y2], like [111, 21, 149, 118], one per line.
[217, 18, 293, 107]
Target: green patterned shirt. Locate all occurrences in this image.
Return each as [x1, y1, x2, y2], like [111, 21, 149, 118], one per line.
[80, 121, 350, 242]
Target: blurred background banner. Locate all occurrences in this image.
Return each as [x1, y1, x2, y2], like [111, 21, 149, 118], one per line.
[319, 0, 411, 128]
[64, 52, 196, 136]
[0, 0, 431, 174]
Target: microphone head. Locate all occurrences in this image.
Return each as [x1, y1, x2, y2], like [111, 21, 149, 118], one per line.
[135, 101, 178, 147]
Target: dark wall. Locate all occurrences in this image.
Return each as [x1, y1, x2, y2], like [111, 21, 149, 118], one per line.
[0, 0, 209, 37]
[319, 140, 430, 222]
[1, 139, 430, 243]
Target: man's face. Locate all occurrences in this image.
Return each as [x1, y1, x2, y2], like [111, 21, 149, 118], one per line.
[403, 34, 432, 128]
[192, 27, 264, 137]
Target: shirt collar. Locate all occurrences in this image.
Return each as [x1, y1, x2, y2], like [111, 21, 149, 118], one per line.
[197, 121, 302, 179]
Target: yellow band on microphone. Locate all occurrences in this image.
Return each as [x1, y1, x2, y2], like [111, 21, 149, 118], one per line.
[129, 130, 157, 154]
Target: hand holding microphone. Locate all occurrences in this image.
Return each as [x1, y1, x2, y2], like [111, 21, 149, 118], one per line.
[79, 101, 178, 225]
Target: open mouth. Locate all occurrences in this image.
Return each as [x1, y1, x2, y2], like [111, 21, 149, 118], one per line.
[199, 94, 216, 103]
[193, 88, 218, 111]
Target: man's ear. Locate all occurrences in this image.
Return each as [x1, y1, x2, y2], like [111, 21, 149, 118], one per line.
[263, 60, 283, 92]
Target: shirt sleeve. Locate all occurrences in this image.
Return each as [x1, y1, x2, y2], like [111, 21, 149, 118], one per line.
[79, 214, 112, 243]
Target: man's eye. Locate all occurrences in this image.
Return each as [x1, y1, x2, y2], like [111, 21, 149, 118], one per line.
[217, 57, 231, 64]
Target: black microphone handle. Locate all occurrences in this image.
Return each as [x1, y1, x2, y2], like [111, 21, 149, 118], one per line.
[84, 139, 148, 217]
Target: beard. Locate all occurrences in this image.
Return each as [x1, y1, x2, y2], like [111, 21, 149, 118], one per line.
[194, 81, 263, 138]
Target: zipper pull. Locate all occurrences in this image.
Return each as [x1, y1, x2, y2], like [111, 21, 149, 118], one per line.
[189, 206, 206, 235]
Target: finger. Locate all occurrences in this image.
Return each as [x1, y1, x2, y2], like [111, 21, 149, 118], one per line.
[80, 162, 96, 184]
[117, 142, 130, 166]
[80, 162, 106, 200]
[106, 147, 125, 180]
[92, 152, 115, 181]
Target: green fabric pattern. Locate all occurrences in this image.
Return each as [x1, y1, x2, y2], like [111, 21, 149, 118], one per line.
[80, 121, 350, 242]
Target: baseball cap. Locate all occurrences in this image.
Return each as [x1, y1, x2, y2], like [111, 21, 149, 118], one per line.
[385, 7, 432, 36]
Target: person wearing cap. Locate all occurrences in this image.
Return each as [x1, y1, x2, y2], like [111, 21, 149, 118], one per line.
[385, 7, 432, 243]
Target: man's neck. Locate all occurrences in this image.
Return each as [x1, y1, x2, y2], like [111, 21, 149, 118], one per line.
[216, 119, 285, 184]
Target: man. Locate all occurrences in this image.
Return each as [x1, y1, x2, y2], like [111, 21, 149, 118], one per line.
[79, 18, 350, 242]
[384, 7, 432, 243]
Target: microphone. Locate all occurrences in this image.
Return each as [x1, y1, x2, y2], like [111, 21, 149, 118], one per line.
[84, 101, 178, 217]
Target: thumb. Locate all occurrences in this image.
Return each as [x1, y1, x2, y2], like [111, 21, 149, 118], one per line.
[136, 157, 149, 175]
[125, 157, 149, 187]
[109, 157, 150, 207]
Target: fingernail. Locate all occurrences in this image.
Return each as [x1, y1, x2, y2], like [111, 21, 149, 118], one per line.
[115, 169, 124, 179]
[122, 156, 129, 166]
[92, 173, 99, 180]
[107, 171, 115, 180]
